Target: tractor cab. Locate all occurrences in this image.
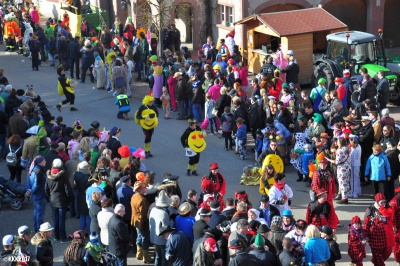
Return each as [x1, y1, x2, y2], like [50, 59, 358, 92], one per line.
[313, 30, 399, 101]
[326, 31, 378, 75]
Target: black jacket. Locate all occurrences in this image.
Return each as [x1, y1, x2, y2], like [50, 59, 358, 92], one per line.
[248, 248, 276, 266]
[31, 237, 53, 266]
[249, 104, 261, 129]
[45, 169, 73, 208]
[193, 219, 210, 242]
[358, 80, 377, 103]
[326, 238, 341, 266]
[215, 94, 231, 118]
[358, 122, 374, 159]
[183, 198, 198, 217]
[108, 213, 132, 256]
[107, 136, 122, 159]
[208, 211, 227, 229]
[221, 207, 236, 221]
[43, 150, 62, 173]
[73, 171, 90, 215]
[281, 63, 299, 84]
[228, 251, 260, 266]
[67, 40, 81, 59]
[376, 77, 389, 106]
[278, 249, 301, 266]
[1, 250, 15, 266]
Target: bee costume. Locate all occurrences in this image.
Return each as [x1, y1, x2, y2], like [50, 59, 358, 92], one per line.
[56, 66, 78, 111]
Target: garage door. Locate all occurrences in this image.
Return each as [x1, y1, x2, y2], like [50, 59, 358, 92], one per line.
[323, 0, 367, 31]
[384, 0, 400, 48]
[259, 4, 304, 13]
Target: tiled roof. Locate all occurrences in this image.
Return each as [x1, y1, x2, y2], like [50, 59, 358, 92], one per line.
[239, 8, 347, 36]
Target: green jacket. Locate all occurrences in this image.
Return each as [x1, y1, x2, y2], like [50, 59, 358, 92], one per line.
[202, 78, 213, 92]
[308, 123, 326, 139]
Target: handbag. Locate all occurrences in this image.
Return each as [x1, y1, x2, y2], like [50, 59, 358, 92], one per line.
[200, 118, 209, 130]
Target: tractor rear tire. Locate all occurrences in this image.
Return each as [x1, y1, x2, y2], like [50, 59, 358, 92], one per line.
[314, 64, 335, 91]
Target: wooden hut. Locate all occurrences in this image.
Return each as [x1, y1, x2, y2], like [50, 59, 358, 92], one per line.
[234, 7, 348, 84]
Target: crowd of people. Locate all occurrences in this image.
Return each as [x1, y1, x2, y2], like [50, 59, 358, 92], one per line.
[1, 1, 400, 266]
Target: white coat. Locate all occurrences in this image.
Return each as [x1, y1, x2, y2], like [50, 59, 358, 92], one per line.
[97, 207, 114, 246]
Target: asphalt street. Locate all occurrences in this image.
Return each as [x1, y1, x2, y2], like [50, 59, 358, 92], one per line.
[0, 46, 399, 265]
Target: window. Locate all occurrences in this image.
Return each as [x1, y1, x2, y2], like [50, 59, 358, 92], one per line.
[220, 5, 225, 23]
[228, 6, 233, 24]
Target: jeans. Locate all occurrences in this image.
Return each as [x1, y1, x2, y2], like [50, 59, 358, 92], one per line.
[48, 54, 56, 66]
[81, 65, 94, 82]
[209, 117, 218, 133]
[154, 245, 166, 266]
[115, 255, 127, 266]
[7, 165, 22, 183]
[69, 191, 76, 217]
[177, 101, 186, 118]
[117, 110, 129, 118]
[33, 198, 47, 232]
[0, 133, 6, 158]
[70, 57, 80, 78]
[185, 99, 193, 117]
[52, 207, 67, 240]
[136, 228, 150, 249]
[79, 214, 91, 231]
[192, 103, 202, 121]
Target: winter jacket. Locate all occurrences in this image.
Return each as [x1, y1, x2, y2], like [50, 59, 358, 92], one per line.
[67, 40, 81, 59]
[108, 213, 132, 257]
[278, 249, 301, 266]
[9, 114, 28, 139]
[73, 170, 90, 215]
[149, 206, 169, 245]
[97, 207, 113, 246]
[228, 251, 259, 266]
[220, 112, 233, 132]
[215, 94, 231, 118]
[308, 123, 325, 139]
[86, 184, 103, 208]
[116, 184, 134, 222]
[193, 244, 217, 266]
[26, 166, 47, 201]
[358, 123, 374, 159]
[89, 201, 101, 234]
[281, 63, 299, 84]
[304, 237, 330, 265]
[130, 193, 150, 231]
[175, 78, 188, 101]
[165, 231, 193, 266]
[43, 150, 62, 173]
[1, 250, 15, 266]
[45, 169, 73, 208]
[365, 152, 391, 181]
[31, 234, 53, 266]
[192, 219, 210, 242]
[326, 238, 341, 266]
[208, 211, 227, 229]
[174, 215, 196, 241]
[358, 79, 377, 103]
[236, 124, 247, 141]
[249, 104, 261, 129]
[80, 49, 95, 68]
[249, 248, 276, 266]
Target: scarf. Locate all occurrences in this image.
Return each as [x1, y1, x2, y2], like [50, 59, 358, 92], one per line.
[274, 180, 285, 191]
[50, 168, 61, 175]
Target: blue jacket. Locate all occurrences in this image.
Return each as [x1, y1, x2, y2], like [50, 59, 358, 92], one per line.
[236, 124, 247, 141]
[255, 136, 263, 153]
[174, 215, 195, 241]
[86, 185, 104, 208]
[165, 231, 193, 266]
[365, 152, 391, 181]
[117, 184, 134, 222]
[115, 94, 131, 112]
[304, 237, 330, 265]
[26, 166, 47, 201]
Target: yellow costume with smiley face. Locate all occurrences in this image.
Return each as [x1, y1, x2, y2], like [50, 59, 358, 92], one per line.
[135, 95, 159, 158]
[180, 119, 207, 176]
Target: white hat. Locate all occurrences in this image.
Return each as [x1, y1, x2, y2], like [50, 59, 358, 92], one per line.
[287, 50, 294, 56]
[268, 96, 276, 100]
[78, 161, 89, 169]
[2, 235, 14, 246]
[18, 225, 31, 236]
[52, 158, 62, 168]
[39, 222, 54, 232]
[26, 125, 39, 135]
[343, 69, 350, 74]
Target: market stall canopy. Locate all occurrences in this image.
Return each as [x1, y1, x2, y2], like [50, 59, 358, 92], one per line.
[234, 7, 347, 37]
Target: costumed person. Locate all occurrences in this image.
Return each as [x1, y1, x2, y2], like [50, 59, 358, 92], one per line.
[135, 95, 159, 158]
[268, 173, 293, 215]
[301, 143, 314, 185]
[4, 14, 21, 52]
[197, 179, 224, 212]
[364, 193, 394, 266]
[310, 78, 327, 111]
[273, 49, 288, 83]
[28, 34, 41, 71]
[240, 165, 261, 186]
[291, 132, 307, 182]
[390, 187, 400, 265]
[259, 164, 276, 195]
[207, 162, 226, 196]
[148, 55, 164, 107]
[349, 135, 362, 199]
[348, 215, 367, 266]
[22, 18, 33, 56]
[270, 69, 282, 99]
[115, 92, 130, 120]
[311, 156, 336, 204]
[306, 189, 339, 231]
[60, 12, 70, 31]
[225, 30, 235, 57]
[56, 66, 78, 111]
[180, 119, 207, 176]
[234, 190, 252, 210]
[93, 52, 106, 90]
[84, 232, 103, 265]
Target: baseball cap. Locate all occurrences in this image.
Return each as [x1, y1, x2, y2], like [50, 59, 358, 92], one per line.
[2, 235, 14, 246]
[205, 237, 218, 252]
[18, 226, 31, 236]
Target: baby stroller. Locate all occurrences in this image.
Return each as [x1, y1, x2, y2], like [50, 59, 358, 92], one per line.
[0, 176, 26, 210]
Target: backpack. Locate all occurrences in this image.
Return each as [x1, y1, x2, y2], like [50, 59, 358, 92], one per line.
[6, 144, 21, 166]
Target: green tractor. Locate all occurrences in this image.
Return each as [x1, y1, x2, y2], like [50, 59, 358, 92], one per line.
[313, 30, 399, 101]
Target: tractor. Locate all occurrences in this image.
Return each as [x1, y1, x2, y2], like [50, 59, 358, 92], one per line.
[313, 30, 399, 102]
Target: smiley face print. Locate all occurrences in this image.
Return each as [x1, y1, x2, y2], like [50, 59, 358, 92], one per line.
[140, 108, 158, 130]
[188, 130, 207, 153]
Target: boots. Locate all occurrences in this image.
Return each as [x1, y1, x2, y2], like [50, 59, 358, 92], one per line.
[136, 246, 143, 260]
[296, 172, 303, 182]
[143, 249, 154, 264]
